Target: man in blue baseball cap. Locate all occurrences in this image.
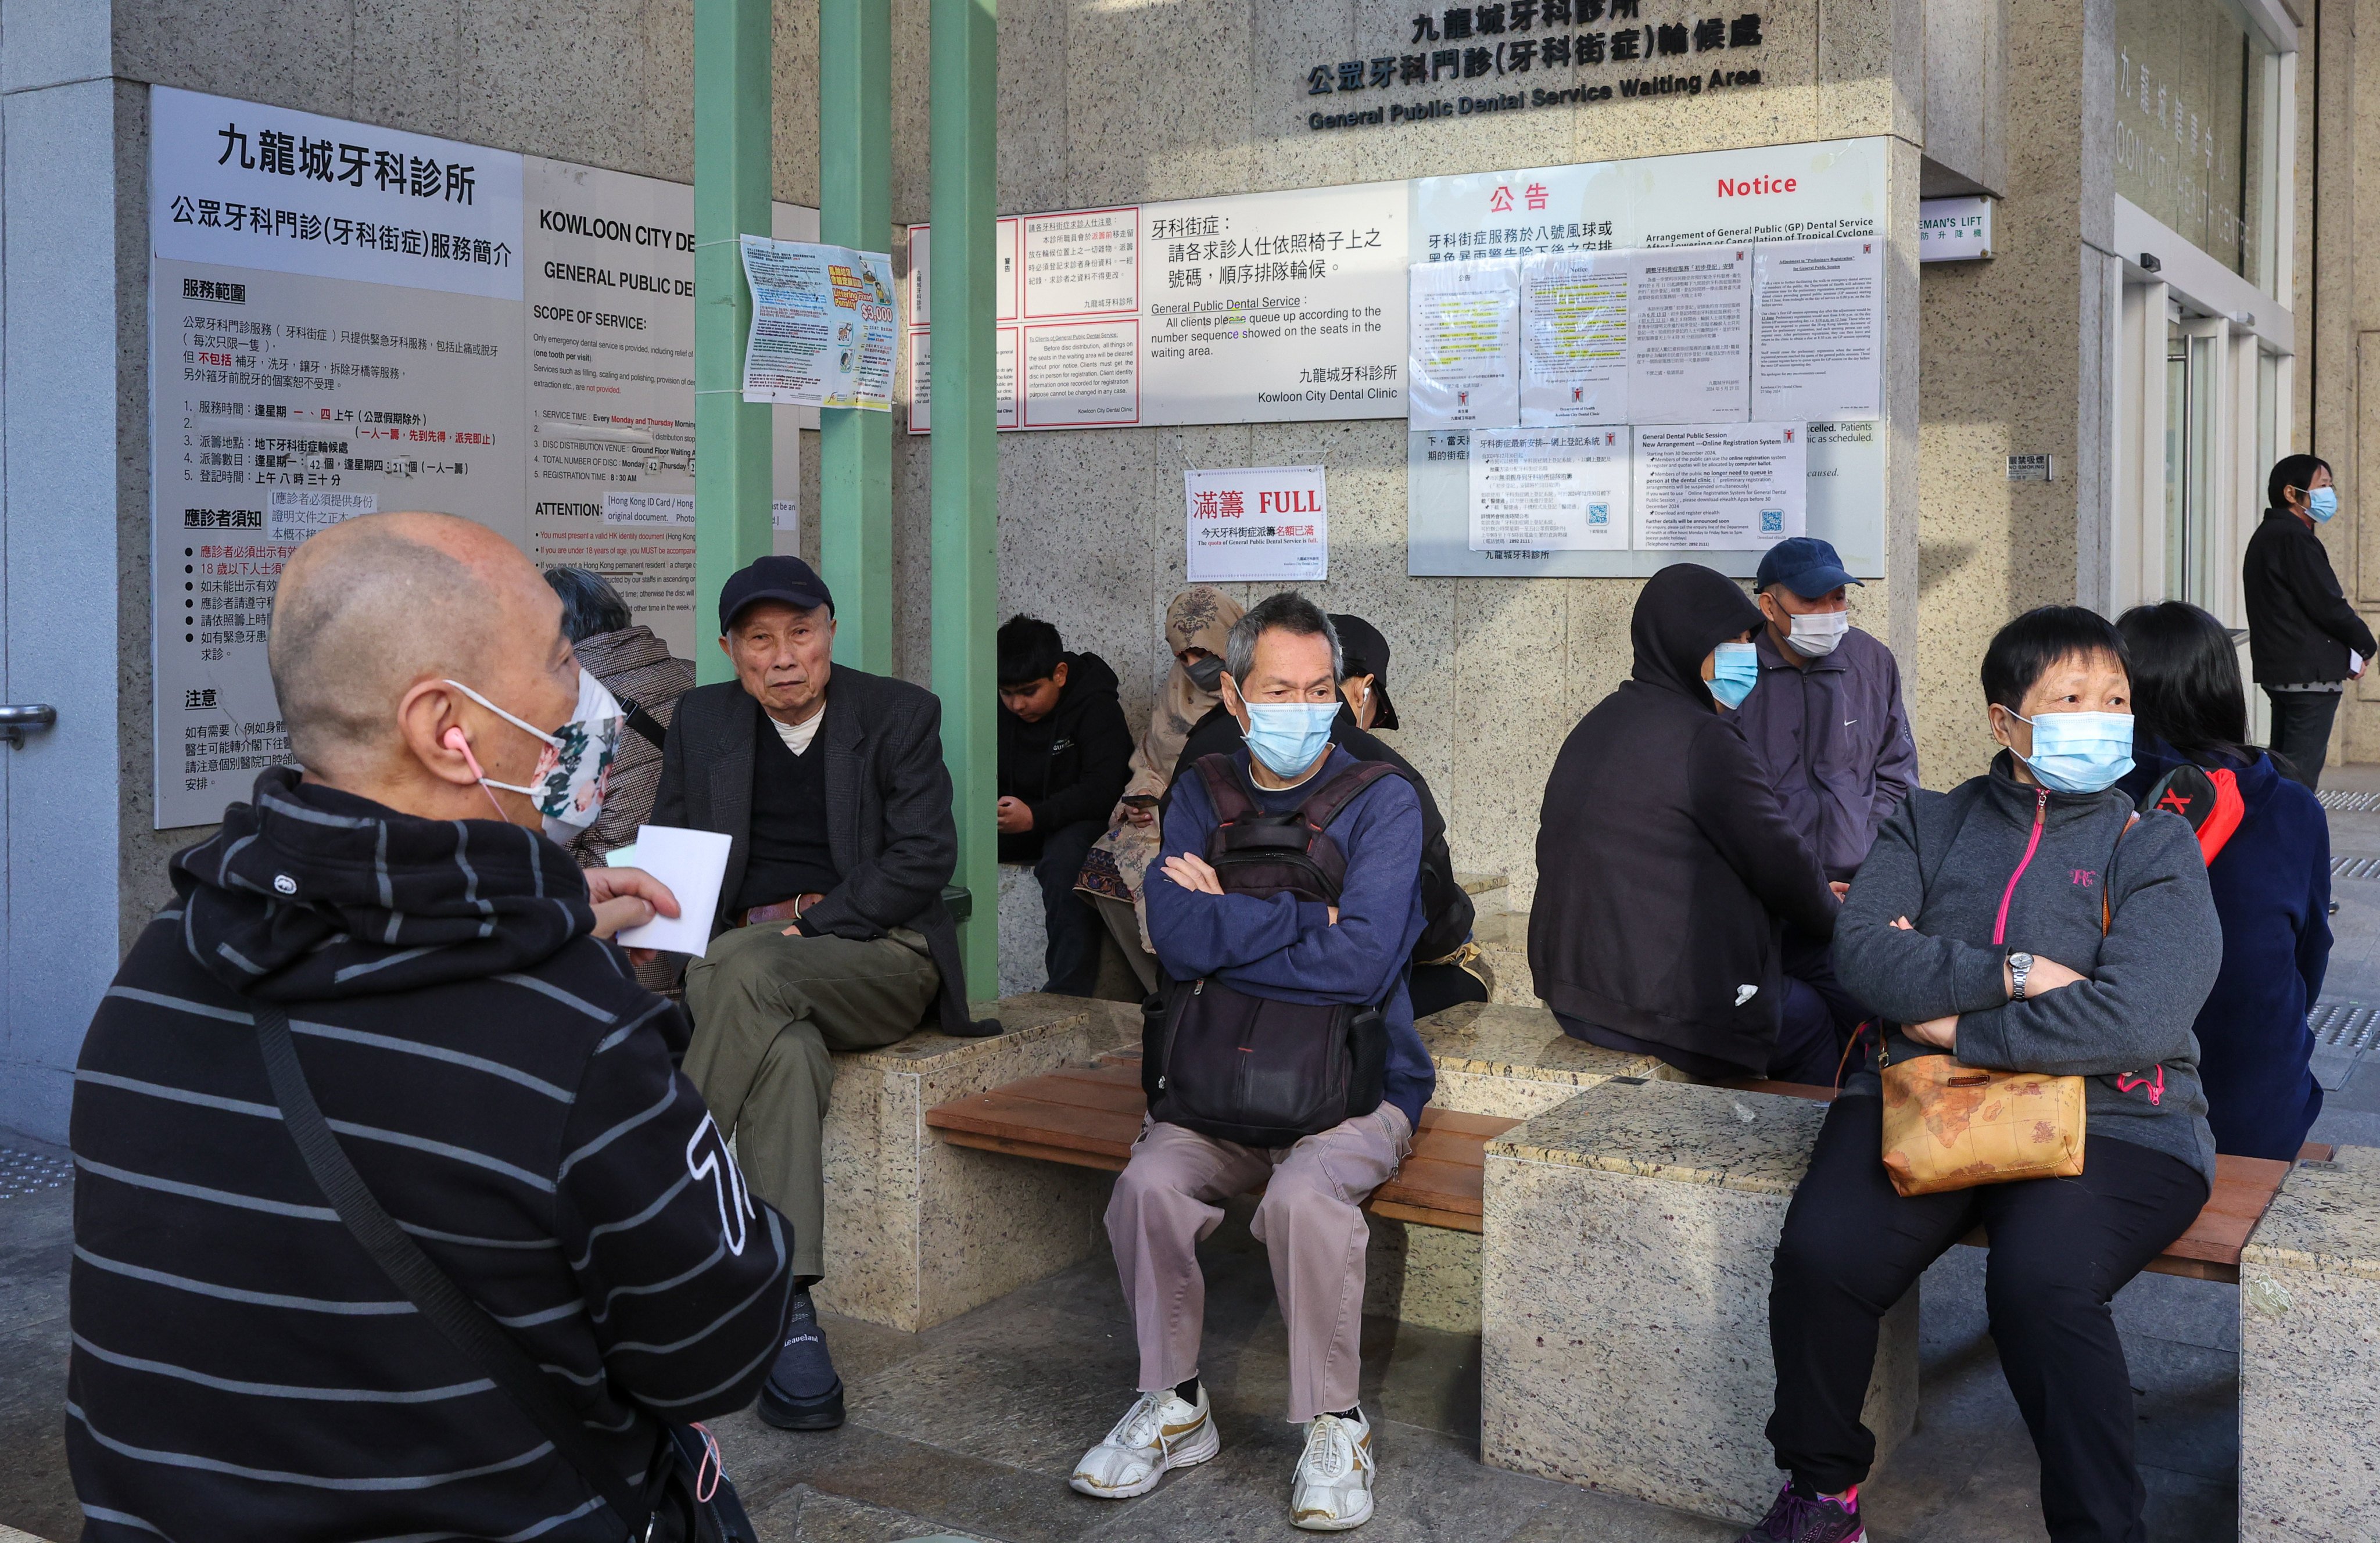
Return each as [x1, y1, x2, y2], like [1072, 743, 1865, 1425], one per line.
[1735, 537, 1917, 1071]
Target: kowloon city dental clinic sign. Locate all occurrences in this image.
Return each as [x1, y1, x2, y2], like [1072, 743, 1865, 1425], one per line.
[1305, 3, 1769, 131]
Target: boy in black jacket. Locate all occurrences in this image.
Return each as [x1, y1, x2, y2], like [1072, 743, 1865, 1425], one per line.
[998, 614, 1134, 993]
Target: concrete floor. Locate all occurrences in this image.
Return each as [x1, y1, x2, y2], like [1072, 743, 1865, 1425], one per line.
[9, 762, 2380, 1541]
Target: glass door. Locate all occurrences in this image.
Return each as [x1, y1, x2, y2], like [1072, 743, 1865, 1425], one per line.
[2162, 322, 2226, 611]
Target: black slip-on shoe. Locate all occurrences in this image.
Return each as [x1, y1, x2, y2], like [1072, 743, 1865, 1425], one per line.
[756, 1373, 845, 1431]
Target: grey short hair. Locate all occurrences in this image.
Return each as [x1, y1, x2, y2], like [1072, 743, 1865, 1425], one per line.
[543, 565, 634, 643]
[1225, 592, 1342, 686]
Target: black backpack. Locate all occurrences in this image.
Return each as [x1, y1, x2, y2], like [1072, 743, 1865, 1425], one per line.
[1141, 753, 1403, 1147]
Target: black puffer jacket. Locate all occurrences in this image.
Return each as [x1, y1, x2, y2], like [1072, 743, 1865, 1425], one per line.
[1528, 564, 1839, 1072]
[2243, 507, 2378, 684]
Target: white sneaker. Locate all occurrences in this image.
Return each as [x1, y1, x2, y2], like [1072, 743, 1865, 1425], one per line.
[1289, 1408, 1375, 1531]
[1069, 1386, 1220, 1499]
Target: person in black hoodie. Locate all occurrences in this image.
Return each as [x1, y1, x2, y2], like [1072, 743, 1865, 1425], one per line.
[1165, 611, 1485, 1016]
[1528, 562, 1843, 1082]
[69, 512, 795, 1543]
[997, 614, 1135, 993]
[2243, 452, 2376, 788]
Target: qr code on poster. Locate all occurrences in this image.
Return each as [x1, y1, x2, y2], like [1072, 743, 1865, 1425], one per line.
[1587, 503, 1609, 527]
[1760, 508, 1784, 534]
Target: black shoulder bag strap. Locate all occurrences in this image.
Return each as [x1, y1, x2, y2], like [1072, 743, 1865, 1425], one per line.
[250, 1000, 650, 1538]
[616, 692, 669, 751]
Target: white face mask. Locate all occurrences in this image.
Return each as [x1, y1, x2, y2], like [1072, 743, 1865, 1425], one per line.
[1782, 608, 1851, 658]
[443, 669, 622, 832]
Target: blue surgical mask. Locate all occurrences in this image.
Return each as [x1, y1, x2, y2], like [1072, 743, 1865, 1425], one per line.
[2309, 486, 2339, 522]
[1708, 641, 1760, 710]
[2008, 708, 2135, 794]
[1242, 701, 1338, 778]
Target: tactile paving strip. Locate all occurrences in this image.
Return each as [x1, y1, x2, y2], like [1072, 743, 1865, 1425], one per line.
[2318, 790, 2380, 812]
[0, 1146, 71, 1201]
[2332, 856, 2380, 881]
[2309, 1000, 2380, 1091]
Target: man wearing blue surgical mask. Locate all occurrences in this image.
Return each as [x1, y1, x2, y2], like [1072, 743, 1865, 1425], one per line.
[1080, 593, 1430, 1531]
[2245, 453, 2376, 788]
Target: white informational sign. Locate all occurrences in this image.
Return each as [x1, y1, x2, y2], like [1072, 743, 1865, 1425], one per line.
[598, 493, 799, 532]
[906, 182, 1406, 432]
[1628, 245, 1752, 424]
[905, 325, 1020, 433]
[1407, 260, 1519, 429]
[1752, 238, 1883, 421]
[1468, 428, 1630, 551]
[739, 237, 899, 410]
[1519, 251, 1630, 426]
[522, 159, 809, 659]
[149, 87, 817, 828]
[1184, 465, 1329, 582]
[1633, 422, 1808, 550]
[153, 88, 525, 302]
[1919, 196, 1993, 261]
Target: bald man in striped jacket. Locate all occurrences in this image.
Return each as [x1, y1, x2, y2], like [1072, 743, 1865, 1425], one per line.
[66, 512, 795, 1541]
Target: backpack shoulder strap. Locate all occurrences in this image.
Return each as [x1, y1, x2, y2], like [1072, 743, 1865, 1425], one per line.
[250, 1001, 652, 1533]
[1297, 759, 1405, 832]
[2138, 763, 2245, 866]
[1195, 752, 1259, 824]
[616, 692, 669, 751]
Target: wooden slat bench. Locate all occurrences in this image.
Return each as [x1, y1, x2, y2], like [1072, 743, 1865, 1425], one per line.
[924, 1058, 1519, 1233]
[1716, 1075, 2331, 1283]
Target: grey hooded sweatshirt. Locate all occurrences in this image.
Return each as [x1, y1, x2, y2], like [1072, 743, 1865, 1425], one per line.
[1832, 753, 2221, 1184]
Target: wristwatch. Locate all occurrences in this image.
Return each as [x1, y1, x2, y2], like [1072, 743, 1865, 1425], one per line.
[2008, 951, 2034, 1002]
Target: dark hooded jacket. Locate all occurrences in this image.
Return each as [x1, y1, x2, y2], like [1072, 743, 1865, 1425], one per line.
[67, 768, 797, 1543]
[1528, 564, 1840, 1074]
[998, 650, 1134, 862]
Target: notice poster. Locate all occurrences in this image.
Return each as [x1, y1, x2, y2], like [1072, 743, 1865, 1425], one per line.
[1633, 422, 1807, 550]
[1407, 259, 1519, 429]
[1468, 428, 1630, 551]
[1020, 321, 1139, 428]
[906, 325, 1019, 433]
[522, 161, 808, 657]
[1752, 238, 1883, 421]
[1185, 465, 1329, 582]
[738, 237, 899, 410]
[1519, 251, 1630, 427]
[1629, 245, 1751, 424]
[1021, 207, 1138, 318]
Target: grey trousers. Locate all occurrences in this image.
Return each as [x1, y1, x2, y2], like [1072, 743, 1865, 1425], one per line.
[1091, 893, 1160, 996]
[683, 922, 941, 1279]
[1104, 1106, 1412, 1422]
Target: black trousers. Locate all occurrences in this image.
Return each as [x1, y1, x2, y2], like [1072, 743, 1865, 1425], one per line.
[1408, 959, 1490, 1020]
[2264, 687, 2342, 790]
[1030, 819, 1105, 996]
[1766, 1092, 2207, 1543]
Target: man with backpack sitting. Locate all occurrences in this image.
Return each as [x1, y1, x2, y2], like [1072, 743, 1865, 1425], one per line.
[1070, 594, 1429, 1532]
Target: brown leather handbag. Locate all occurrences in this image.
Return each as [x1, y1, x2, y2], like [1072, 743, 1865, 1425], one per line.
[1876, 788, 2131, 1198]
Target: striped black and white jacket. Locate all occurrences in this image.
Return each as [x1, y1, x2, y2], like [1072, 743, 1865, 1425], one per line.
[67, 767, 798, 1541]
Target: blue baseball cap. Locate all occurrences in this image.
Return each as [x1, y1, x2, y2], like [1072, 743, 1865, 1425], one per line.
[1755, 536, 1861, 598]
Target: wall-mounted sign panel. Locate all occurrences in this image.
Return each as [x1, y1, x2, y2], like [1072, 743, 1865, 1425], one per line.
[1184, 465, 1329, 582]
[150, 86, 812, 828]
[1918, 196, 1992, 261]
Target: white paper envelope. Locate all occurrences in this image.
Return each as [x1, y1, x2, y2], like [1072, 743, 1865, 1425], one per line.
[606, 826, 732, 954]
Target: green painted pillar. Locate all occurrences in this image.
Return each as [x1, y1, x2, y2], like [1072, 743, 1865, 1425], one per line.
[693, 0, 774, 687]
[930, 0, 999, 991]
[820, 0, 894, 672]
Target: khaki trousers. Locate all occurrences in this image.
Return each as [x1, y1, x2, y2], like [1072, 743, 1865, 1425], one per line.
[683, 922, 941, 1279]
[1103, 1106, 1412, 1422]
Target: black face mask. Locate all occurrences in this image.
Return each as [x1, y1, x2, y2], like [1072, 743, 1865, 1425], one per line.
[1184, 655, 1225, 693]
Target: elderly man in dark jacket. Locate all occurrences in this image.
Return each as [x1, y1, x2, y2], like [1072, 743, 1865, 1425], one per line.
[1529, 562, 1843, 1082]
[653, 554, 987, 1436]
[2244, 452, 2377, 788]
[69, 513, 794, 1542]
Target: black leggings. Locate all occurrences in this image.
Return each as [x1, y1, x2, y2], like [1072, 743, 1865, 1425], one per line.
[1766, 1092, 2208, 1543]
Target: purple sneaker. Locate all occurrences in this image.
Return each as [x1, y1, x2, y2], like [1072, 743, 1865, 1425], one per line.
[1737, 1481, 1863, 1543]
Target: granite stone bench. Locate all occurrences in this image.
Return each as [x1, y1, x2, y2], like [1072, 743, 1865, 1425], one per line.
[1478, 1080, 1920, 1525]
[805, 993, 1138, 1333]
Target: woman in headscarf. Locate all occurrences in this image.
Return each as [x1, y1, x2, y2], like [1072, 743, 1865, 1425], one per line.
[1076, 586, 1245, 993]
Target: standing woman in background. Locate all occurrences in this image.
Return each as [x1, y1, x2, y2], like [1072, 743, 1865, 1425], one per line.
[2243, 453, 2375, 789]
[2119, 601, 2331, 1161]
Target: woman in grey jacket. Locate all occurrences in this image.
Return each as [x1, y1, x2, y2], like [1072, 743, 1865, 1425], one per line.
[1737, 607, 2222, 1543]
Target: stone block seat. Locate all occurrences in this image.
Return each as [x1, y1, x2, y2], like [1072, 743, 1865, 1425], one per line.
[806, 993, 1139, 1333]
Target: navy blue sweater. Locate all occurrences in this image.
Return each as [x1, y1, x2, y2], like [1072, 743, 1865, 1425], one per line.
[1148, 747, 1435, 1131]
[2123, 747, 2329, 1160]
